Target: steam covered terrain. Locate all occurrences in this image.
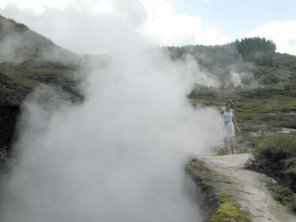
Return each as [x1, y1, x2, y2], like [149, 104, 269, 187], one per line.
[0, 14, 222, 222]
[0, 13, 296, 222]
[1, 15, 296, 156]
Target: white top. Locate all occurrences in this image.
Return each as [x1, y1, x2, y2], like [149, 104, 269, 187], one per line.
[223, 109, 233, 123]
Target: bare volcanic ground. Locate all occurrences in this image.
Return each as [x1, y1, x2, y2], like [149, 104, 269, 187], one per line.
[200, 154, 296, 222]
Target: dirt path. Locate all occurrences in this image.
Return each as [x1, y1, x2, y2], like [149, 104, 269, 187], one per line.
[200, 154, 296, 222]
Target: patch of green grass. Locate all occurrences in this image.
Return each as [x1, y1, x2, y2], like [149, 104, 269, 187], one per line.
[0, 63, 75, 88]
[237, 94, 296, 121]
[187, 159, 234, 185]
[217, 147, 230, 155]
[187, 159, 212, 180]
[210, 193, 251, 222]
[216, 147, 250, 155]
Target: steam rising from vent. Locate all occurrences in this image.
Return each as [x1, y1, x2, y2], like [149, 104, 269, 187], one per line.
[0, 2, 224, 222]
[230, 71, 256, 88]
[173, 54, 220, 88]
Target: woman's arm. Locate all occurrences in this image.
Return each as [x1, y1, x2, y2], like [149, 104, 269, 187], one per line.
[220, 106, 225, 115]
[232, 111, 241, 132]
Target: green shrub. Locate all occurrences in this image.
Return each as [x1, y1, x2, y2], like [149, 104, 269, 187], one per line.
[247, 133, 296, 212]
[254, 134, 296, 159]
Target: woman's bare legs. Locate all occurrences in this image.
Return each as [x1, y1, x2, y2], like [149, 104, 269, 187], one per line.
[224, 137, 228, 149]
[230, 137, 235, 154]
[224, 137, 235, 154]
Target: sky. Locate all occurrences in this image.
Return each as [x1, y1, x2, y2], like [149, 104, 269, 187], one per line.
[0, 0, 296, 55]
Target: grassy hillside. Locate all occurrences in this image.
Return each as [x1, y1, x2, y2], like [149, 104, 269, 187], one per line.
[0, 15, 83, 104]
[166, 38, 296, 89]
[0, 15, 80, 64]
[0, 15, 83, 152]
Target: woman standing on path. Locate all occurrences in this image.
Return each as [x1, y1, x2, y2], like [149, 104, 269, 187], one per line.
[221, 100, 240, 154]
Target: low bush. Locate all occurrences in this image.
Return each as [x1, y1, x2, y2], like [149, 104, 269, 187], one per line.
[246, 133, 296, 211]
[253, 134, 296, 163]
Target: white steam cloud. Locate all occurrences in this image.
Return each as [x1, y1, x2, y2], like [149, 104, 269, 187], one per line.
[173, 54, 220, 88]
[0, 0, 228, 53]
[229, 70, 256, 88]
[0, 32, 24, 64]
[0, 1, 224, 222]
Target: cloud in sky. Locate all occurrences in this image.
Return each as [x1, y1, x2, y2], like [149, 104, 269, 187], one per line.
[248, 21, 296, 55]
[141, 0, 227, 46]
[0, 0, 228, 53]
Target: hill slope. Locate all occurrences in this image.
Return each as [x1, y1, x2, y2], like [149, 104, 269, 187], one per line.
[0, 15, 82, 153]
[166, 39, 296, 89]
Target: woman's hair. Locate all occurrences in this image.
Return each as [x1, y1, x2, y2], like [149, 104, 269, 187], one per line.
[225, 100, 234, 109]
